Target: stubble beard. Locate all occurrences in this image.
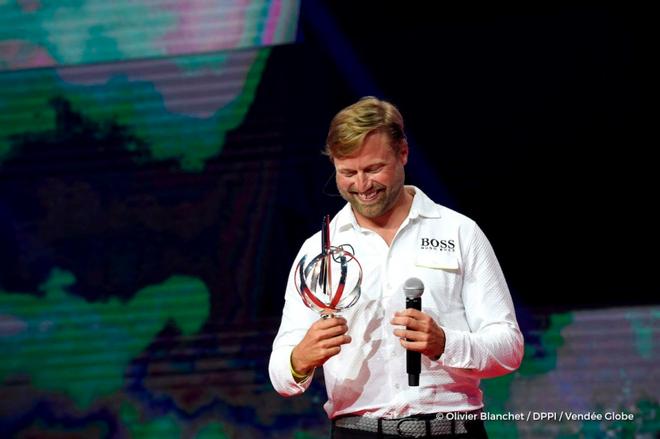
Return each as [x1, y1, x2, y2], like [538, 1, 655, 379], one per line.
[338, 174, 405, 220]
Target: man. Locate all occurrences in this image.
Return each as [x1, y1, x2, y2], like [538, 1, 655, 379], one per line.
[269, 97, 524, 438]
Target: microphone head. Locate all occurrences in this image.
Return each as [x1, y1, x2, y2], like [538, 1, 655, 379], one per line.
[403, 277, 424, 299]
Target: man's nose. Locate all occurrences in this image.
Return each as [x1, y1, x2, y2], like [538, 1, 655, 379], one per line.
[355, 172, 371, 192]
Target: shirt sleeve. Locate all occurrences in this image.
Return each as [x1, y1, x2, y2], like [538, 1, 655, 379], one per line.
[269, 241, 320, 396]
[438, 221, 524, 378]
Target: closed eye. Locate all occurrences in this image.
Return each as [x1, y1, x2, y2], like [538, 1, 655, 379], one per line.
[366, 165, 385, 174]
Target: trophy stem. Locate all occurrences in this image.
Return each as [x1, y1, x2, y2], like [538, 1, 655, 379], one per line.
[325, 252, 333, 296]
[321, 214, 332, 297]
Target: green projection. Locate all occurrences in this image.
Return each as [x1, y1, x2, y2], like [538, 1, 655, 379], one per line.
[0, 269, 210, 408]
[0, 0, 300, 171]
[120, 402, 230, 438]
[0, 0, 303, 436]
[482, 308, 658, 437]
[0, 0, 300, 69]
[0, 47, 271, 171]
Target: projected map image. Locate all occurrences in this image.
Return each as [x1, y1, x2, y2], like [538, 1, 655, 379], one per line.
[1, 1, 306, 437]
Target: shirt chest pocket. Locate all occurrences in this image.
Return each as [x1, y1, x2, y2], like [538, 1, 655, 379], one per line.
[412, 252, 463, 313]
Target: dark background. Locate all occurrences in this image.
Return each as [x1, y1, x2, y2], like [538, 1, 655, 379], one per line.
[260, 1, 652, 314]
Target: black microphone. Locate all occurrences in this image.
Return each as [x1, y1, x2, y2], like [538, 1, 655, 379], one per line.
[404, 277, 424, 386]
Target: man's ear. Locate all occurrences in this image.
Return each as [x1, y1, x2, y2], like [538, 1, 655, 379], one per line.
[399, 140, 409, 166]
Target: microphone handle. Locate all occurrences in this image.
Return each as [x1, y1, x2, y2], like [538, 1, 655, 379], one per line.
[406, 297, 421, 385]
[406, 296, 421, 311]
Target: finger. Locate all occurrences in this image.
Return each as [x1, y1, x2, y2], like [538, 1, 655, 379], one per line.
[317, 315, 347, 328]
[391, 316, 427, 332]
[323, 334, 351, 348]
[323, 314, 347, 324]
[313, 318, 345, 332]
[392, 310, 430, 324]
[395, 308, 425, 319]
[393, 328, 420, 339]
[319, 323, 349, 339]
[399, 338, 427, 352]
[323, 345, 342, 359]
[396, 329, 428, 342]
[390, 315, 414, 327]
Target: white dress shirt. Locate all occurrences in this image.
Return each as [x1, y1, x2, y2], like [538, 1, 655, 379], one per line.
[269, 186, 523, 419]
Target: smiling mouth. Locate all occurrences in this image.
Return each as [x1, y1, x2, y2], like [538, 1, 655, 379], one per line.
[353, 189, 383, 203]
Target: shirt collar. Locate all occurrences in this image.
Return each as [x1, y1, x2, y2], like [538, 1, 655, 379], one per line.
[336, 202, 358, 231]
[407, 186, 442, 219]
[335, 185, 441, 231]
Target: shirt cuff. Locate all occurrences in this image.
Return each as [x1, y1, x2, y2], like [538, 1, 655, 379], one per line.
[269, 346, 315, 396]
[437, 326, 473, 369]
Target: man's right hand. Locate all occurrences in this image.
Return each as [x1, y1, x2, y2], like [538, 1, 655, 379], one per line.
[291, 315, 351, 376]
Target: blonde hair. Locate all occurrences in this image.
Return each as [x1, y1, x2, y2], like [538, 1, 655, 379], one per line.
[324, 96, 406, 159]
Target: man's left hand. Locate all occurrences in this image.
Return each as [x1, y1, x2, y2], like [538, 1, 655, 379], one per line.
[391, 309, 446, 360]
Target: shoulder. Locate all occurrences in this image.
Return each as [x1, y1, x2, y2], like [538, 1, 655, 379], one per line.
[414, 191, 486, 246]
[300, 229, 323, 251]
[437, 204, 475, 226]
[413, 187, 476, 228]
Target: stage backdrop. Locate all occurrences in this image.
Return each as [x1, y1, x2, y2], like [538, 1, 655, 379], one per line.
[1, 2, 657, 438]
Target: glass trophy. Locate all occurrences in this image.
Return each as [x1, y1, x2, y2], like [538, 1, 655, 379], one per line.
[294, 215, 362, 319]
